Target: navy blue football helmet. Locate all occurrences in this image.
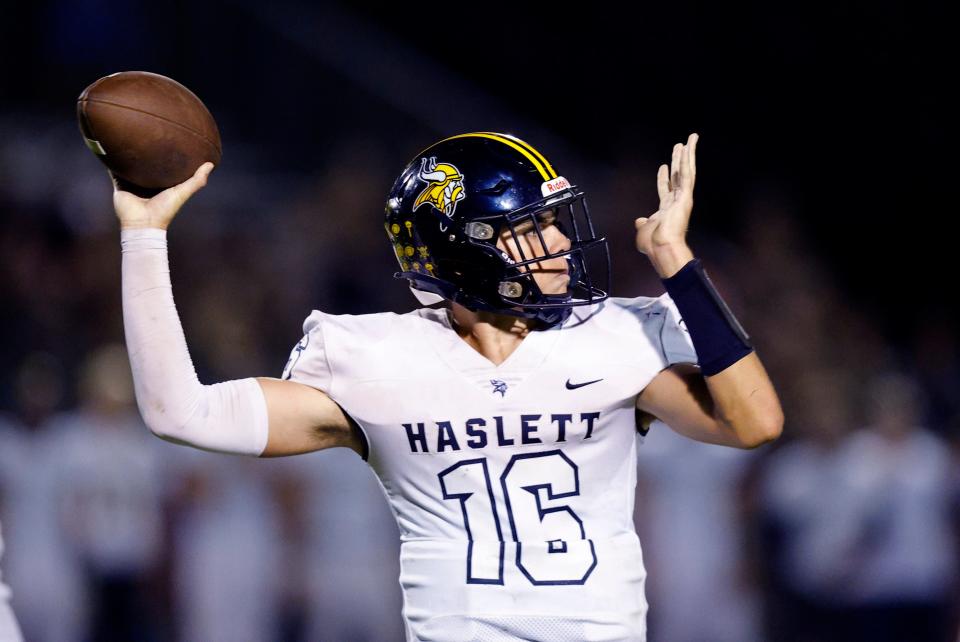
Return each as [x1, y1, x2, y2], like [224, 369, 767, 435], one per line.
[384, 132, 610, 325]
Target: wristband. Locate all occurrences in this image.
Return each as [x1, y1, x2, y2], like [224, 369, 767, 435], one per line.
[661, 258, 753, 376]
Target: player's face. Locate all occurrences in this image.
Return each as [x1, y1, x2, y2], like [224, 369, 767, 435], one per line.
[496, 209, 572, 296]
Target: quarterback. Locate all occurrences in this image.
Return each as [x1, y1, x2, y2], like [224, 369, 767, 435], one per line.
[114, 131, 783, 641]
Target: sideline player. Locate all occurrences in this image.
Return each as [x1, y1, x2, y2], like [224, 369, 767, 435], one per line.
[114, 131, 783, 641]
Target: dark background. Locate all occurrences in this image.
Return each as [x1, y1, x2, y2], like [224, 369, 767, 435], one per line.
[1, 0, 953, 335]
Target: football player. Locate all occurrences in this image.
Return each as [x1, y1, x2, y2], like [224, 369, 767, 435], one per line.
[114, 131, 783, 641]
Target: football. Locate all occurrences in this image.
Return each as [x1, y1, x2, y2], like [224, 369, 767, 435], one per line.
[77, 71, 221, 196]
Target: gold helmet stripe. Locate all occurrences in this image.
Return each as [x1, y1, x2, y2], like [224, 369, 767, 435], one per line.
[479, 132, 557, 179]
[432, 132, 557, 181]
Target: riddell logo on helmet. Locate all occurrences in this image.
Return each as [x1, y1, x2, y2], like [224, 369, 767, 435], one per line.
[541, 176, 570, 197]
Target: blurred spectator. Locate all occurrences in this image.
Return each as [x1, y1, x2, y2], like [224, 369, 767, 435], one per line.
[760, 369, 958, 642]
[0, 353, 85, 642]
[50, 344, 168, 642]
[636, 423, 763, 642]
[168, 451, 283, 642]
[834, 372, 957, 641]
[758, 368, 860, 642]
[267, 448, 405, 641]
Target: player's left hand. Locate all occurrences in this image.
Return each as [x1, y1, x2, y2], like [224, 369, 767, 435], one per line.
[635, 133, 697, 257]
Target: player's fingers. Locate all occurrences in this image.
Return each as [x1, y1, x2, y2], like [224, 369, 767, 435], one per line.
[688, 133, 698, 177]
[680, 144, 691, 187]
[190, 161, 215, 188]
[670, 143, 683, 192]
[656, 164, 669, 200]
[635, 217, 649, 229]
[172, 162, 215, 201]
[682, 133, 697, 191]
[680, 135, 697, 193]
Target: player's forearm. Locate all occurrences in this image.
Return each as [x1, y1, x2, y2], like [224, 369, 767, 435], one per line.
[705, 352, 783, 448]
[120, 229, 268, 455]
[658, 255, 784, 447]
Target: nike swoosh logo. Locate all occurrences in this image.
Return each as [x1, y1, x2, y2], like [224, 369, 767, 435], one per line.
[565, 378, 604, 390]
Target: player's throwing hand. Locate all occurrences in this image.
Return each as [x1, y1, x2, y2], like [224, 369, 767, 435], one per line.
[112, 162, 214, 231]
[635, 133, 698, 257]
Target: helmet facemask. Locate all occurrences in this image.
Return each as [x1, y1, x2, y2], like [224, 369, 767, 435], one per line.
[467, 187, 610, 324]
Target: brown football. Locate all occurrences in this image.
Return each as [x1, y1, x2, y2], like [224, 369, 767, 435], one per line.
[77, 71, 221, 196]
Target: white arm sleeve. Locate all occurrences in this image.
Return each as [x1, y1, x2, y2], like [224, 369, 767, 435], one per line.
[120, 228, 269, 456]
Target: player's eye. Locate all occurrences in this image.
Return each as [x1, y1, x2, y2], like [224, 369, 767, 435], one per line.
[509, 220, 535, 236]
[505, 209, 557, 241]
[526, 211, 556, 234]
[537, 210, 557, 227]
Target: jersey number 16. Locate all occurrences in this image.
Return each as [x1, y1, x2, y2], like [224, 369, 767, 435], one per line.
[437, 449, 598, 586]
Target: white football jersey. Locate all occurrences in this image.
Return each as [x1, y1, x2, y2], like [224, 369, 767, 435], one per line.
[283, 294, 697, 642]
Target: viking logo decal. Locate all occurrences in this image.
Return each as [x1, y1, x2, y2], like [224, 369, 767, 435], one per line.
[413, 157, 465, 229]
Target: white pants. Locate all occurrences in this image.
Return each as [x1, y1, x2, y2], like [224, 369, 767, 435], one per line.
[0, 599, 22, 642]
